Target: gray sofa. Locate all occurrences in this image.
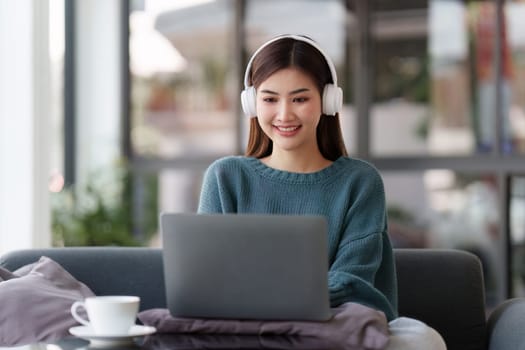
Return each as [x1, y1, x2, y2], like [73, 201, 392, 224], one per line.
[0, 247, 523, 350]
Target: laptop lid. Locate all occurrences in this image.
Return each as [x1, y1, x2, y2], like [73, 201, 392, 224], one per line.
[160, 212, 331, 321]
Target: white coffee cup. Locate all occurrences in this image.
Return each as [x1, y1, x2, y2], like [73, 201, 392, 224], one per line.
[71, 296, 140, 335]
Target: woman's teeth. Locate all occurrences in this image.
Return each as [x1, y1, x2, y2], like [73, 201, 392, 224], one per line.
[276, 126, 299, 132]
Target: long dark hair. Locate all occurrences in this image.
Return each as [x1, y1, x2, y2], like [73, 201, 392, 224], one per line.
[244, 37, 348, 160]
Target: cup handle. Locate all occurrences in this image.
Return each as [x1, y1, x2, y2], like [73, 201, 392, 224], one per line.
[71, 301, 90, 327]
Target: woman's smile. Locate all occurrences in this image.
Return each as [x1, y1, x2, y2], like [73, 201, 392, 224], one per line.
[273, 124, 302, 135]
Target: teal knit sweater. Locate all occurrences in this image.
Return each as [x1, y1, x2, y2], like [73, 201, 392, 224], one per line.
[197, 156, 398, 321]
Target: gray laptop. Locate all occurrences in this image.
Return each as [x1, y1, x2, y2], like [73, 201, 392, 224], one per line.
[160, 212, 332, 321]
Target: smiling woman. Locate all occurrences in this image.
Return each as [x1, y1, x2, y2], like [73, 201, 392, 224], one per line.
[197, 35, 446, 350]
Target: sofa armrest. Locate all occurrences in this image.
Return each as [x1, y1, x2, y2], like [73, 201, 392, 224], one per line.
[487, 298, 525, 350]
[0, 247, 166, 311]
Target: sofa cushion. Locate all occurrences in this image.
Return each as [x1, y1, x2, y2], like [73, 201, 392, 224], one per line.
[0, 256, 95, 346]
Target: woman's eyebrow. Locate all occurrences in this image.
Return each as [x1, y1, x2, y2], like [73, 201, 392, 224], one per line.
[289, 88, 309, 95]
[259, 88, 310, 95]
[259, 89, 279, 95]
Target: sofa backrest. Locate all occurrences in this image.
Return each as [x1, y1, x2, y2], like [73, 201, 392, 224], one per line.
[0, 247, 166, 311]
[395, 248, 487, 350]
[1, 247, 488, 350]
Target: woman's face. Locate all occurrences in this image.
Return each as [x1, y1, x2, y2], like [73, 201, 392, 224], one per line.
[255, 67, 322, 155]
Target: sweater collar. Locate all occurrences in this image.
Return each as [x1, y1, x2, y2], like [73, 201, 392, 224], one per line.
[247, 156, 347, 184]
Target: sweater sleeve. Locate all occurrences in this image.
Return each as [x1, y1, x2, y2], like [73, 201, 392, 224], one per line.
[327, 166, 398, 321]
[328, 232, 397, 321]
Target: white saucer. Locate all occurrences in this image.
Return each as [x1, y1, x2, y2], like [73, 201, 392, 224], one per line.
[69, 325, 156, 347]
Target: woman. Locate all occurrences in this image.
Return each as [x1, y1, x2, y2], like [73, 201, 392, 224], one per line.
[198, 34, 446, 350]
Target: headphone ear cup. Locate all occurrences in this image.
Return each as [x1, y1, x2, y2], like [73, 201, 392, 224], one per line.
[241, 86, 257, 117]
[322, 84, 343, 116]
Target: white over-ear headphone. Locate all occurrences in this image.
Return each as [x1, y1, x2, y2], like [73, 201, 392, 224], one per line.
[240, 34, 343, 118]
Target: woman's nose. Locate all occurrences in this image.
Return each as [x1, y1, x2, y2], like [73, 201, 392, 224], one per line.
[277, 101, 294, 120]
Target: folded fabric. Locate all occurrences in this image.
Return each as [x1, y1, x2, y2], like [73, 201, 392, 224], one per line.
[138, 302, 389, 350]
[0, 266, 16, 281]
[0, 256, 95, 346]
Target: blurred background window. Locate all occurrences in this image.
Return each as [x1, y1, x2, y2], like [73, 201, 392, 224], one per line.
[131, 0, 236, 158]
[371, 0, 525, 156]
[126, 0, 237, 246]
[371, 1, 434, 156]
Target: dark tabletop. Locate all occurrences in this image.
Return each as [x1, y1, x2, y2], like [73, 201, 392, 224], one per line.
[6, 334, 368, 350]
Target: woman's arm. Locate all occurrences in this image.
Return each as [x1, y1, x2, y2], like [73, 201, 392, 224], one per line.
[328, 166, 398, 321]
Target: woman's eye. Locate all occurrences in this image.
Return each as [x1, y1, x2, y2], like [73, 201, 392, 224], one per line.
[293, 97, 308, 103]
[262, 97, 277, 103]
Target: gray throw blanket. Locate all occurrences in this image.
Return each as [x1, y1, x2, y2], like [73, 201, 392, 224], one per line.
[138, 302, 389, 350]
[0, 257, 94, 346]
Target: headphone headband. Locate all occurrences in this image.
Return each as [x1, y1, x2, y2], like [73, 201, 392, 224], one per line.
[243, 34, 338, 88]
[241, 34, 342, 117]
